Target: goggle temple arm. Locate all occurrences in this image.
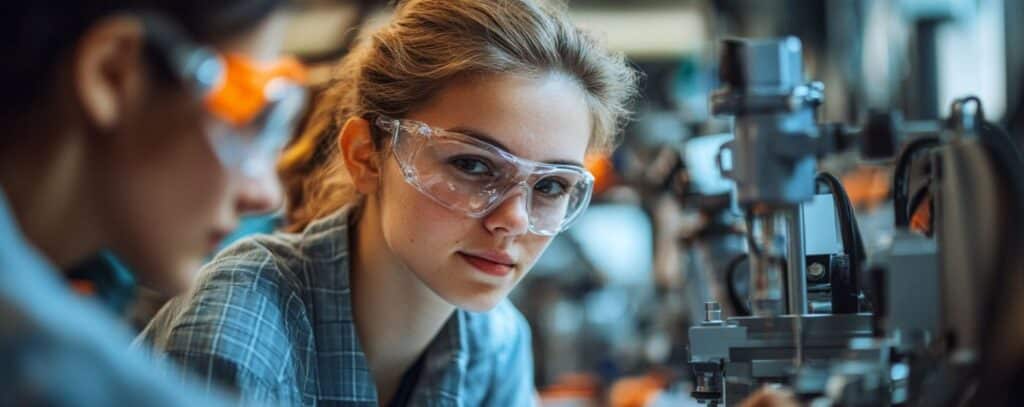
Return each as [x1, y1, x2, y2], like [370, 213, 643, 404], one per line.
[138, 12, 224, 96]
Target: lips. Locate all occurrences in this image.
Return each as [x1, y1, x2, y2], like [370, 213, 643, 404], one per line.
[458, 251, 515, 277]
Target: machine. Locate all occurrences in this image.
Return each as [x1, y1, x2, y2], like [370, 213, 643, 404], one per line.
[687, 36, 1024, 406]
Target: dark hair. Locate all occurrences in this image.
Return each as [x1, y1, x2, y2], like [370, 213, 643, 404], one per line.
[0, 0, 286, 115]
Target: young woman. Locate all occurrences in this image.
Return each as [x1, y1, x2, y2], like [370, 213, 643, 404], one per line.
[139, 0, 637, 405]
[0, 1, 307, 404]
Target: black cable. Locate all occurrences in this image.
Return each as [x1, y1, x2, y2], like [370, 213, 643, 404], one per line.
[815, 172, 867, 275]
[743, 211, 763, 256]
[814, 172, 868, 314]
[893, 136, 941, 228]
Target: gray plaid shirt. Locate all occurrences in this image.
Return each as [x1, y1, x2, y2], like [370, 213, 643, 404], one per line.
[136, 205, 536, 406]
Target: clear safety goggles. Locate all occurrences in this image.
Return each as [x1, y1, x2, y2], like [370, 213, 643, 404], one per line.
[375, 116, 595, 236]
[143, 13, 308, 177]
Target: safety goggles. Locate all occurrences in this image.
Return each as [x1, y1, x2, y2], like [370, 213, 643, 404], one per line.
[374, 116, 595, 236]
[142, 13, 308, 177]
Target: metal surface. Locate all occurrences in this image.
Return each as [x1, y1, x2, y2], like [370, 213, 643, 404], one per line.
[881, 232, 940, 343]
[688, 314, 874, 405]
[749, 214, 785, 317]
[706, 301, 724, 323]
[692, 38, 848, 405]
[712, 37, 822, 208]
[691, 33, 1015, 406]
[786, 205, 808, 315]
[935, 134, 1002, 353]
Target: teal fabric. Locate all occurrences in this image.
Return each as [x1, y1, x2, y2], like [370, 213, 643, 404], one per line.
[0, 188, 235, 406]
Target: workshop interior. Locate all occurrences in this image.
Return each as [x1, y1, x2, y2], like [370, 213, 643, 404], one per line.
[10, 0, 1024, 405]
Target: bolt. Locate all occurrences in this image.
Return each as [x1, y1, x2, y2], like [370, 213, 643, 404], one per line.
[808, 262, 826, 280]
[705, 301, 722, 323]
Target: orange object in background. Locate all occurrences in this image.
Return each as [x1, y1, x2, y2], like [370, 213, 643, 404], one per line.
[539, 373, 603, 404]
[69, 280, 97, 296]
[608, 373, 667, 407]
[738, 386, 799, 407]
[910, 192, 933, 235]
[840, 166, 891, 211]
[585, 153, 617, 196]
[205, 54, 307, 127]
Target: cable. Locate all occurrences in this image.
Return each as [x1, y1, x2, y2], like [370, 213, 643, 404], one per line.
[893, 136, 940, 228]
[743, 211, 763, 256]
[815, 172, 867, 276]
[814, 172, 867, 314]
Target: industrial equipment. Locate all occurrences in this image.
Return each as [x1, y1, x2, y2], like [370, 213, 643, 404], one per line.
[687, 36, 1024, 406]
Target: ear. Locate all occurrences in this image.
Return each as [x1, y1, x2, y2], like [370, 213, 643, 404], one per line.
[72, 15, 146, 132]
[338, 117, 381, 194]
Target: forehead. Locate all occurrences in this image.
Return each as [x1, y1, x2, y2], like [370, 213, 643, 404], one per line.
[406, 72, 592, 165]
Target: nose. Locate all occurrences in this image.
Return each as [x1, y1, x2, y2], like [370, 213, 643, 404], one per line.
[234, 168, 284, 215]
[482, 185, 530, 237]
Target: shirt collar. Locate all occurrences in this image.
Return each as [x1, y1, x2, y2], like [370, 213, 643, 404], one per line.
[296, 205, 467, 403]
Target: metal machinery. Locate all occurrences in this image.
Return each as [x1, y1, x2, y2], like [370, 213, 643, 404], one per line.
[687, 37, 872, 405]
[687, 36, 1024, 406]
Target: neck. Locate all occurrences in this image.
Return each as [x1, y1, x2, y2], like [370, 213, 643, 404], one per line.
[0, 123, 104, 271]
[350, 197, 455, 403]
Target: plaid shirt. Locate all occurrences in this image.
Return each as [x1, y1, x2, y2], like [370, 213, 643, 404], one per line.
[136, 205, 536, 406]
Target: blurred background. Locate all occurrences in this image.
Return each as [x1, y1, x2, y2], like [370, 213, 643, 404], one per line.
[105, 0, 1021, 405]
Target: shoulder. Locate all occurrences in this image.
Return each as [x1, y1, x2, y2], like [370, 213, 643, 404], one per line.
[207, 232, 306, 282]
[140, 235, 314, 388]
[192, 234, 313, 327]
[0, 281, 234, 406]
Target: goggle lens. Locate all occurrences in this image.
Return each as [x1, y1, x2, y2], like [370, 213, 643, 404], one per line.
[382, 117, 594, 236]
[202, 55, 308, 177]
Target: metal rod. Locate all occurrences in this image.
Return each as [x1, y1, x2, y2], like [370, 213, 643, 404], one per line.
[786, 205, 808, 315]
[749, 213, 784, 316]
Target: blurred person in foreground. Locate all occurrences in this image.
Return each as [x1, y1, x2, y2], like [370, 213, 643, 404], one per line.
[0, 0, 309, 404]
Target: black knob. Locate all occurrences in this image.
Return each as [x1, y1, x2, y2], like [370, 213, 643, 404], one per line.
[860, 110, 902, 160]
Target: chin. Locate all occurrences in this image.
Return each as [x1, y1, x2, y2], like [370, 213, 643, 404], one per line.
[449, 291, 506, 313]
[422, 260, 519, 312]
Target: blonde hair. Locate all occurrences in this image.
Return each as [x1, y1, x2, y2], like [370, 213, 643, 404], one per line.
[278, 0, 638, 232]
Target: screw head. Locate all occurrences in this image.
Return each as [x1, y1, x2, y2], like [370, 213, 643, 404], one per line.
[808, 262, 826, 280]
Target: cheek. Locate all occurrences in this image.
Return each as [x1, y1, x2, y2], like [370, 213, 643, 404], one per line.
[519, 235, 554, 270]
[132, 109, 228, 216]
[382, 174, 472, 252]
[103, 103, 232, 276]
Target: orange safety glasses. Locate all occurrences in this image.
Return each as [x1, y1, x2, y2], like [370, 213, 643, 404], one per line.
[199, 54, 308, 177]
[142, 11, 310, 177]
[204, 54, 308, 128]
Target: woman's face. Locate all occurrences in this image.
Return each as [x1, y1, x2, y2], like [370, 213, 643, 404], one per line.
[377, 73, 592, 311]
[97, 14, 289, 294]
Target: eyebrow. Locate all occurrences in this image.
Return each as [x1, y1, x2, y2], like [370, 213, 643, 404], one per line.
[447, 126, 585, 167]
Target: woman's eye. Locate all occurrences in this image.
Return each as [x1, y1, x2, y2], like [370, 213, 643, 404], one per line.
[535, 177, 570, 197]
[449, 156, 493, 176]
